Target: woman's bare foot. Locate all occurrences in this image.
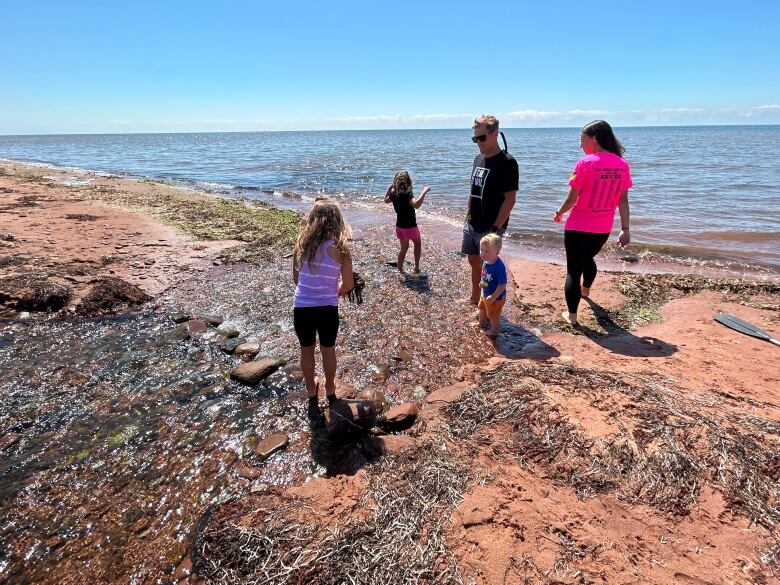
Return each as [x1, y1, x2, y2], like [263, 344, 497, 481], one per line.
[413, 266, 420, 274]
[581, 285, 590, 298]
[561, 311, 578, 327]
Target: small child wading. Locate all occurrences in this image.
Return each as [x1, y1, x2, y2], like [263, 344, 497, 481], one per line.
[292, 198, 354, 404]
[478, 233, 507, 338]
[384, 171, 430, 274]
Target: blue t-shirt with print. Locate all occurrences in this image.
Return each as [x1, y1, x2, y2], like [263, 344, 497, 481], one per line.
[480, 257, 507, 300]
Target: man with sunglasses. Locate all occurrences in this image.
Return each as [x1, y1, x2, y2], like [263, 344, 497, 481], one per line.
[462, 114, 518, 304]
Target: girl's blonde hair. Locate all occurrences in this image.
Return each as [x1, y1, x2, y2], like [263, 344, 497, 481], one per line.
[392, 170, 413, 194]
[295, 197, 351, 266]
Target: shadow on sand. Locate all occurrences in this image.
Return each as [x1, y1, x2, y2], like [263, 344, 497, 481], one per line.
[492, 317, 561, 360]
[575, 297, 678, 357]
[306, 401, 382, 476]
[399, 272, 433, 295]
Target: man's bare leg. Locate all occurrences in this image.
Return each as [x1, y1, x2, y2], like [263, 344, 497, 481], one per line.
[468, 253, 482, 304]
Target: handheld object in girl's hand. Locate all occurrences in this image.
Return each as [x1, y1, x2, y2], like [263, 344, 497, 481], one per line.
[346, 271, 366, 305]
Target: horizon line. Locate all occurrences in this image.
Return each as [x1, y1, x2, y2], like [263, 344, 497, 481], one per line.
[2, 122, 779, 138]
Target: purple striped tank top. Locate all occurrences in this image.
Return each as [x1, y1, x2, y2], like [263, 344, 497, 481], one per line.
[294, 239, 342, 308]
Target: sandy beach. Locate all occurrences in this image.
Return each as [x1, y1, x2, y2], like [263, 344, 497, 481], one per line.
[1, 161, 779, 584]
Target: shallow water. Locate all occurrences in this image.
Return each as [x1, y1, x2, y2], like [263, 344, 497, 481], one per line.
[1, 125, 779, 269]
[0, 233, 506, 583]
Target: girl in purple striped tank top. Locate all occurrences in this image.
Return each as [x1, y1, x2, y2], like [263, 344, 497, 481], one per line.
[292, 198, 354, 405]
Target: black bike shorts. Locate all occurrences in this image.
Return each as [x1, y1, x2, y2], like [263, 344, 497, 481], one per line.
[293, 305, 339, 347]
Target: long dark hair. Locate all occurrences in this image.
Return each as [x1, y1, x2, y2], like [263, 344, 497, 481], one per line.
[582, 120, 625, 157]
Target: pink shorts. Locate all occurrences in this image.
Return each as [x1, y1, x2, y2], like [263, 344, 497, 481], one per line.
[395, 226, 421, 241]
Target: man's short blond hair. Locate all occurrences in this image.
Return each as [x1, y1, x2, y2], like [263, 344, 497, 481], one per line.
[480, 233, 503, 250]
[473, 114, 499, 131]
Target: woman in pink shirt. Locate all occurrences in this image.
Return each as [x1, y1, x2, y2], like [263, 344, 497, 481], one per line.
[554, 120, 632, 327]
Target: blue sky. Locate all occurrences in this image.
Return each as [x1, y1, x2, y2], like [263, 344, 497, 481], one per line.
[2, 0, 779, 134]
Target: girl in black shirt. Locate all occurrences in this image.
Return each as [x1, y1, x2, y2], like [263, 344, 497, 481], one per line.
[383, 170, 430, 274]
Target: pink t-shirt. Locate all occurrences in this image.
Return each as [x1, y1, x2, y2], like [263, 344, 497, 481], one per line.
[565, 152, 633, 233]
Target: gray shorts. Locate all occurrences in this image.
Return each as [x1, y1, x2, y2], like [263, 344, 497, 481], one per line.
[460, 221, 506, 255]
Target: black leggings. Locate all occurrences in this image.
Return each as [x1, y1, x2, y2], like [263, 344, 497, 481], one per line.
[564, 230, 610, 314]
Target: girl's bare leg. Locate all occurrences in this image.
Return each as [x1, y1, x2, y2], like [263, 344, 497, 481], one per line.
[412, 238, 422, 273]
[320, 344, 337, 397]
[300, 345, 317, 398]
[397, 240, 409, 273]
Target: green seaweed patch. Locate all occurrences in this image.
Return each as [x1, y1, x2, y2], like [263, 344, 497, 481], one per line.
[611, 272, 779, 329]
[77, 184, 299, 253]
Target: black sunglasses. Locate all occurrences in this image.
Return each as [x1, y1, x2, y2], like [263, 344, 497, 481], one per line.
[471, 129, 494, 143]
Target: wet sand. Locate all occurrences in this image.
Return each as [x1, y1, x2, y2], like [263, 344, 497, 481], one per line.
[1, 161, 779, 584]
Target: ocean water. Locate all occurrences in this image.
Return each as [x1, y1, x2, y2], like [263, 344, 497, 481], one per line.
[1, 126, 778, 270]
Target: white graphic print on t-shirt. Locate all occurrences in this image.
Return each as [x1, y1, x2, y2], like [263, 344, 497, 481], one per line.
[471, 167, 490, 199]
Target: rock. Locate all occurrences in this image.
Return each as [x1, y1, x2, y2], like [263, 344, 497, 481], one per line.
[184, 320, 208, 336]
[230, 357, 286, 385]
[374, 434, 416, 455]
[196, 314, 223, 327]
[235, 465, 262, 479]
[75, 277, 150, 315]
[217, 326, 240, 338]
[233, 342, 260, 358]
[265, 364, 305, 385]
[0, 275, 72, 312]
[44, 536, 64, 549]
[171, 382, 196, 402]
[324, 400, 377, 440]
[173, 556, 193, 580]
[0, 432, 21, 451]
[254, 433, 289, 460]
[170, 324, 191, 341]
[423, 381, 471, 411]
[219, 338, 244, 354]
[376, 403, 418, 432]
[170, 312, 191, 323]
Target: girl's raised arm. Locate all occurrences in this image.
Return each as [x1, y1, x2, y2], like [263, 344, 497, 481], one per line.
[411, 186, 430, 209]
[383, 185, 394, 203]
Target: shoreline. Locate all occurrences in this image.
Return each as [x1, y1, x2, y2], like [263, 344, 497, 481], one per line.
[3, 156, 779, 280]
[1, 160, 779, 584]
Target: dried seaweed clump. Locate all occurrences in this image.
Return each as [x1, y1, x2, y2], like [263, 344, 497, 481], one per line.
[194, 440, 481, 584]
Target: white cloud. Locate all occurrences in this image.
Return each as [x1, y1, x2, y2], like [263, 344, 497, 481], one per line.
[507, 109, 562, 120]
[660, 107, 704, 113]
[754, 104, 780, 111]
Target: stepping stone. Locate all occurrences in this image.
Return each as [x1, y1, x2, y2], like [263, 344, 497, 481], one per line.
[230, 357, 286, 385]
[254, 433, 289, 460]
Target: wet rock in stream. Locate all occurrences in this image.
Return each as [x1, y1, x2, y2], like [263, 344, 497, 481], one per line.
[230, 357, 286, 385]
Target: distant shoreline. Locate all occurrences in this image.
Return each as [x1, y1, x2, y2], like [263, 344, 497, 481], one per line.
[3, 155, 778, 280]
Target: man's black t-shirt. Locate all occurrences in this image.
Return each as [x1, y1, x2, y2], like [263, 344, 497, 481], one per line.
[468, 151, 519, 232]
[391, 190, 417, 228]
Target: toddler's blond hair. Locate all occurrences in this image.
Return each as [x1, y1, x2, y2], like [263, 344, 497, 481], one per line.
[480, 233, 503, 251]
